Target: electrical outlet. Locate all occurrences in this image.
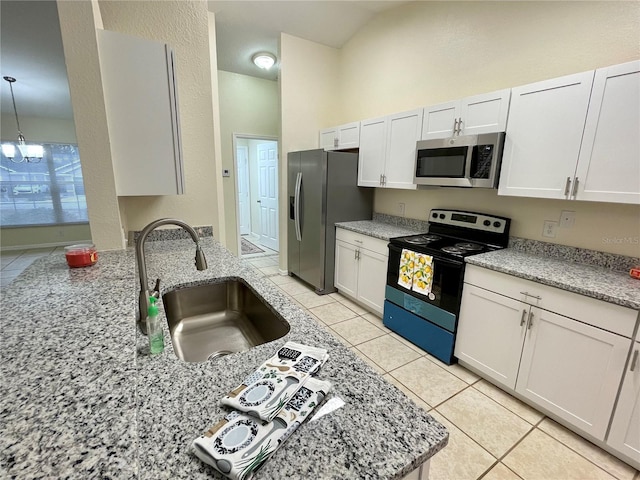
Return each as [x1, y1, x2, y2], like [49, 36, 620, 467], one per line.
[559, 210, 576, 228]
[543, 220, 558, 238]
[222, 169, 231, 177]
[398, 202, 405, 216]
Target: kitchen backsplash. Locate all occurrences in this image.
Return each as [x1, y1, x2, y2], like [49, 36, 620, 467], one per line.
[128, 225, 213, 246]
[508, 237, 639, 273]
[375, 213, 639, 273]
[373, 212, 429, 231]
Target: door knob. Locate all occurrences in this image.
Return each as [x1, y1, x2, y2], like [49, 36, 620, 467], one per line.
[257, 200, 261, 203]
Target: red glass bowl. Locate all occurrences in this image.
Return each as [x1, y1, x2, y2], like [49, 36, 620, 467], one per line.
[65, 244, 98, 268]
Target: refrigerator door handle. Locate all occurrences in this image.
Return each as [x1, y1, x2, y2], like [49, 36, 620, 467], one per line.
[294, 172, 302, 241]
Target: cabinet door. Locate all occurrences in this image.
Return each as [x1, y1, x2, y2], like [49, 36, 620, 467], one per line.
[455, 284, 527, 390]
[515, 308, 629, 440]
[607, 341, 640, 467]
[575, 61, 640, 204]
[383, 109, 422, 190]
[498, 71, 594, 199]
[421, 100, 459, 139]
[319, 127, 338, 150]
[334, 240, 359, 298]
[358, 116, 387, 187]
[97, 29, 184, 196]
[337, 122, 360, 149]
[459, 89, 511, 136]
[356, 247, 388, 316]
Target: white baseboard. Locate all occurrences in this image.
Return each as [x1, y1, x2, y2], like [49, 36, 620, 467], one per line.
[278, 268, 288, 276]
[0, 239, 92, 252]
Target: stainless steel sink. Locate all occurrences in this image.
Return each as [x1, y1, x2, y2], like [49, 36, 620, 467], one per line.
[162, 279, 290, 362]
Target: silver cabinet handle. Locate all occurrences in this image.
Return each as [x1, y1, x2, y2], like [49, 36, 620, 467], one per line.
[354, 239, 363, 244]
[334, 137, 338, 148]
[564, 177, 571, 197]
[520, 309, 528, 327]
[356, 249, 361, 260]
[256, 200, 261, 203]
[527, 311, 534, 330]
[572, 177, 579, 198]
[453, 118, 459, 135]
[354, 248, 358, 260]
[631, 349, 639, 372]
[383, 174, 387, 186]
[457, 117, 463, 135]
[379, 174, 383, 186]
[520, 291, 542, 300]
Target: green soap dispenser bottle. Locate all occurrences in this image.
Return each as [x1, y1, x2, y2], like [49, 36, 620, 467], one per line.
[147, 296, 165, 354]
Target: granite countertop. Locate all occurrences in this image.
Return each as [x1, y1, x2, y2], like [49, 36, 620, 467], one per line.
[0, 237, 448, 479]
[466, 249, 640, 310]
[335, 220, 425, 241]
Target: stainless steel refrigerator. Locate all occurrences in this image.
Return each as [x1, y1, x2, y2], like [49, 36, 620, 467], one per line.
[288, 149, 373, 294]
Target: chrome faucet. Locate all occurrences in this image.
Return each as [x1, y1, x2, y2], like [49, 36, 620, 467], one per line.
[135, 218, 208, 334]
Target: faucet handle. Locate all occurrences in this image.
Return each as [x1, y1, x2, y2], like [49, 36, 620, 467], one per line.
[152, 278, 161, 298]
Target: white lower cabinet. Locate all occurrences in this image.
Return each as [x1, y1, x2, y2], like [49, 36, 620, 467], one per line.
[607, 337, 640, 467]
[456, 284, 526, 390]
[514, 308, 629, 440]
[334, 228, 388, 315]
[455, 265, 637, 450]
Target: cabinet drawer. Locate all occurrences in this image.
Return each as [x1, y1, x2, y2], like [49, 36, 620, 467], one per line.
[464, 264, 637, 337]
[335, 228, 389, 256]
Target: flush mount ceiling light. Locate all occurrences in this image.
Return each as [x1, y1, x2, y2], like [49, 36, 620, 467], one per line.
[2, 76, 43, 163]
[252, 52, 276, 70]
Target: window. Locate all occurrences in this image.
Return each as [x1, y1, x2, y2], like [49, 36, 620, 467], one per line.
[0, 143, 88, 227]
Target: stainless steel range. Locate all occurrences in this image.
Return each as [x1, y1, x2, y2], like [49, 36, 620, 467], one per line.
[383, 209, 511, 365]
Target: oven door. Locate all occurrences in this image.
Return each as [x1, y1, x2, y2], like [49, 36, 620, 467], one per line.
[386, 244, 465, 315]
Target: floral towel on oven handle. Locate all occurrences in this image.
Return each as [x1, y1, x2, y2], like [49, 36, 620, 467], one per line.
[397, 249, 416, 289]
[411, 253, 434, 296]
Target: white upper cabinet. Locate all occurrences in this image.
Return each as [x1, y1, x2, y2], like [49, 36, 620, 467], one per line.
[575, 60, 640, 204]
[97, 29, 184, 196]
[358, 109, 422, 189]
[422, 89, 511, 139]
[499, 60, 640, 204]
[358, 116, 388, 187]
[319, 122, 360, 150]
[498, 71, 594, 200]
[384, 109, 423, 189]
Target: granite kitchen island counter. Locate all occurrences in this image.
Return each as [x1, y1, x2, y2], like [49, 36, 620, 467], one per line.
[1, 237, 447, 479]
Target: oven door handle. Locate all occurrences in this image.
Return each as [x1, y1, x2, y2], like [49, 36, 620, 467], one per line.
[387, 244, 464, 268]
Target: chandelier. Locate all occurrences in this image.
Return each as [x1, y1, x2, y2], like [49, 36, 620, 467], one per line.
[2, 76, 43, 163]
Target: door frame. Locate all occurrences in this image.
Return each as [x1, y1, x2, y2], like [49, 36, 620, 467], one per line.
[232, 133, 279, 257]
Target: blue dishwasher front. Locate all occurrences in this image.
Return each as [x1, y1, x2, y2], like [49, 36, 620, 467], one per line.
[383, 300, 455, 364]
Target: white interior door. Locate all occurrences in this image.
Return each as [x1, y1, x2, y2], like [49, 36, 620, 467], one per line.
[257, 141, 279, 251]
[236, 146, 250, 236]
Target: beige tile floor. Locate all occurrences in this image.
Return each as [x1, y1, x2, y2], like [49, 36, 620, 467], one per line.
[246, 256, 640, 480]
[4, 248, 638, 480]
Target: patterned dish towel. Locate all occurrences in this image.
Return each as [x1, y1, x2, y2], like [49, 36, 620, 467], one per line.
[411, 253, 434, 296]
[193, 377, 332, 480]
[398, 248, 416, 289]
[220, 342, 329, 422]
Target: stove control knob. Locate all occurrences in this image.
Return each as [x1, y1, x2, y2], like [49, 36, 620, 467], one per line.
[439, 214, 445, 219]
[483, 220, 491, 227]
[432, 213, 438, 219]
[493, 221, 501, 228]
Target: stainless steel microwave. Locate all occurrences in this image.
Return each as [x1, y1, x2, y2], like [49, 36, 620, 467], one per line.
[414, 132, 505, 188]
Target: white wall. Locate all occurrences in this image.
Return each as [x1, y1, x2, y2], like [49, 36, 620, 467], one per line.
[279, 33, 341, 268]
[334, 1, 640, 257]
[57, 0, 124, 251]
[97, 1, 220, 242]
[217, 70, 279, 255]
